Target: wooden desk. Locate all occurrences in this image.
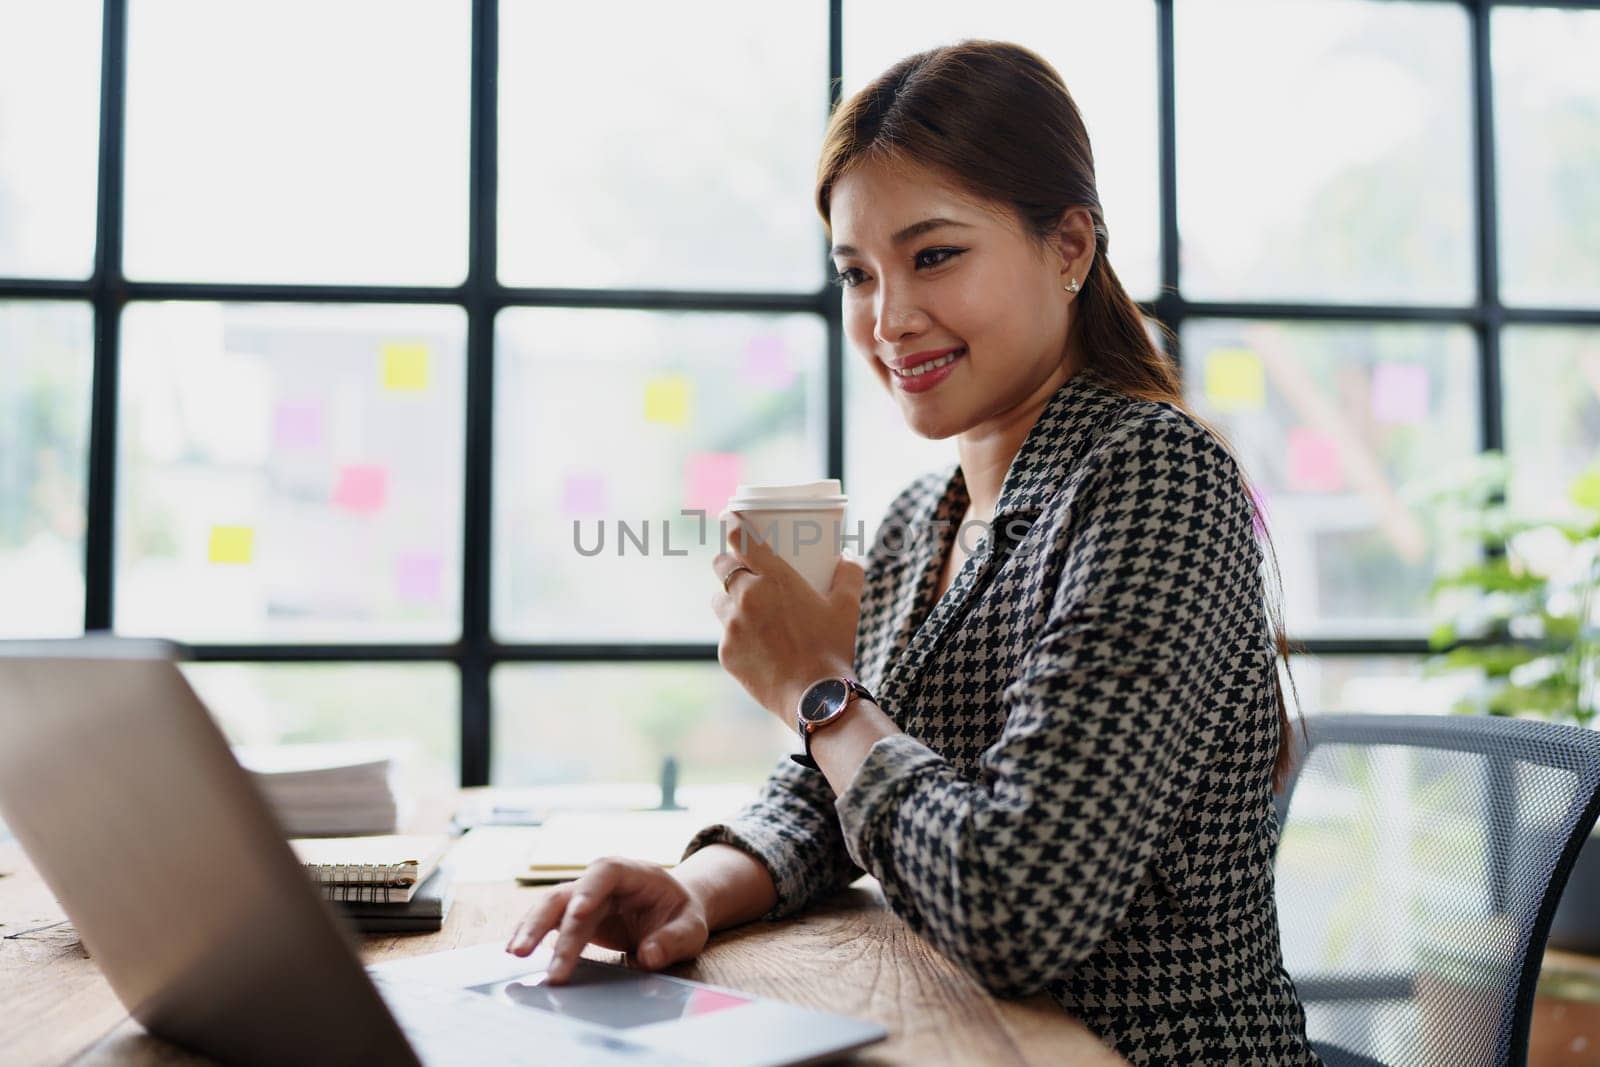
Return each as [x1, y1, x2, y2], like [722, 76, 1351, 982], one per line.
[0, 836, 1125, 1066]
[1532, 949, 1600, 1066]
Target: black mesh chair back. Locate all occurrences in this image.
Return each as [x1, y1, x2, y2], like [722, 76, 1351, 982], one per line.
[1273, 714, 1600, 1067]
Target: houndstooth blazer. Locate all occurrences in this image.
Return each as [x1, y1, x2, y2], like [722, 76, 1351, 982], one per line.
[684, 369, 1318, 1065]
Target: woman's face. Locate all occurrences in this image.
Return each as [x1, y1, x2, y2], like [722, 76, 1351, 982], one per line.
[828, 157, 1093, 441]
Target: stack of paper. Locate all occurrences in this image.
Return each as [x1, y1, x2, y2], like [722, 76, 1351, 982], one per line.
[234, 742, 400, 837]
[519, 810, 713, 885]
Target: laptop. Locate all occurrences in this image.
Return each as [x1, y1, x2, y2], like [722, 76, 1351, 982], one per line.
[0, 638, 887, 1066]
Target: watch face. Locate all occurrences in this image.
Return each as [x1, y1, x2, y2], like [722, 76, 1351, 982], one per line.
[800, 679, 849, 723]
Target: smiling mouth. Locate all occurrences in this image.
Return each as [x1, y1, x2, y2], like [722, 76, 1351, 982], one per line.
[891, 347, 966, 378]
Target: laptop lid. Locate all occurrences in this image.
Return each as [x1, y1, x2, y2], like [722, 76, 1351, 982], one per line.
[0, 638, 418, 1067]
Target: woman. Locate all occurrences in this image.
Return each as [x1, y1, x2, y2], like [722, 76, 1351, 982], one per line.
[508, 40, 1316, 1065]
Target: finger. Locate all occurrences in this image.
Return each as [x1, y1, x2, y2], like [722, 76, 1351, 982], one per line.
[506, 886, 567, 955]
[545, 859, 646, 983]
[546, 891, 611, 983]
[722, 513, 798, 583]
[505, 886, 571, 957]
[721, 513, 775, 569]
[827, 554, 867, 604]
[635, 911, 704, 970]
[712, 557, 758, 597]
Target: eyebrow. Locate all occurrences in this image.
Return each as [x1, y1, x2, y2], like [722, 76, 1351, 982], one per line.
[829, 217, 973, 258]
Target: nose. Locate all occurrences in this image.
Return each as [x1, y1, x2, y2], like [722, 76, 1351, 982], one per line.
[872, 283, 927, 347]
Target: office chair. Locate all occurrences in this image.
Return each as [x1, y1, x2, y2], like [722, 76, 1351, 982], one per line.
[1272, 714, 1600, 1067]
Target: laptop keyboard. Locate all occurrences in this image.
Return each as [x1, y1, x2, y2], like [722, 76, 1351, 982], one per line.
[374, 976, 702, 1067]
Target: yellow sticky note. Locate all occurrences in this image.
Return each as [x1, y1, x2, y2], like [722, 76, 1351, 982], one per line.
[644, 375, 692, 426]
[1204, 349, 1265, 412]
[209, 525, 255, 565]
[382, 342, 431, 392]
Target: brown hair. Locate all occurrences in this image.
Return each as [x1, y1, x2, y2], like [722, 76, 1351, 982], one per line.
[816, 40, 1304, 790]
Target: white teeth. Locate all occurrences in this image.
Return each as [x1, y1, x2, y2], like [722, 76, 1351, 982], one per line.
[895, 348, 964, 377]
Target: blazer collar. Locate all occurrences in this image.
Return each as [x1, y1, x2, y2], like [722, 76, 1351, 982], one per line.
[989, 367, 1132, 524]
[871, 369, 1134, 719]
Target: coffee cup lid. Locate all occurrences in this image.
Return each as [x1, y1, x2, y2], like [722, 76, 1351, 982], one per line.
[731, 480, 841, 499]
[726, 479, 847, 511]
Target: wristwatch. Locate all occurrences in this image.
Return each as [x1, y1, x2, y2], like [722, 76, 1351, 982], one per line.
[790, 676, 875, 770]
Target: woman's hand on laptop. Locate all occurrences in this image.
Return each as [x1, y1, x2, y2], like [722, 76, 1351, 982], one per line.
[505, 857, 710, 984]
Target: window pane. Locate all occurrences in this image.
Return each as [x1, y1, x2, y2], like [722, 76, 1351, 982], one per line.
[1493, 8, 1600, 309]
[1183, 319, 1479, 637]
[1502, 327, 1600, 519]
[844, 351, 956, 552]
[0, 1, 100, 278]
[494, 309, 826, 642]
[1176, 0, 1473, 304]
[183, 662, 458, 797]
[492, 664, 791, 787]
[123, 1, 469, 285]
[498, 2, 826, 292]
[0, 302, 92, 636]
[843, 1, 1160, 301]
[1281, 655, 1470, 718]
[117, 302, 466, 641]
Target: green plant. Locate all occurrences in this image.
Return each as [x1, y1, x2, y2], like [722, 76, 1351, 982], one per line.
[1424, 453, 1600, 726]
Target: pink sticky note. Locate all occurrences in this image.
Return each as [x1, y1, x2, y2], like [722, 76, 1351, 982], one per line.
[396, 552, 443, 603]
[685, 452, 743, 512]
[332, 465, 388, 514]
[562, 474, 608, 516]
[1288, 428, 1344, 493]
[741, 334, 796, 391]
[1371, 363, 1429, 425]
[274, 401, 323, 448]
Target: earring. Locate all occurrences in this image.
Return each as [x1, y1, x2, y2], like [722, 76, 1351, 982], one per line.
[1063, 277, 1080, 294]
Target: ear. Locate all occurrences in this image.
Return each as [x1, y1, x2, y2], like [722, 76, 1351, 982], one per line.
[1051, 207, 1097, 289]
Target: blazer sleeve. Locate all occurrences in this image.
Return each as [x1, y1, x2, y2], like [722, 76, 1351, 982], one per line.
[680, 757, 865, 921]
[831, 412, 1264, 997]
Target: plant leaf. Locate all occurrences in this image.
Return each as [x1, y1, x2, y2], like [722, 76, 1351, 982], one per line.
[1428, 622, 1457, 651]
[1570, 465, 1600, 513]
[1434, 644, 1546, 678]
[1485, 682, 1580, 717]
[1429, 560, 1544, 595]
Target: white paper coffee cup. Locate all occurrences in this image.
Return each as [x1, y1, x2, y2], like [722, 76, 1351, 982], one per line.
[725, 479, 849, 595]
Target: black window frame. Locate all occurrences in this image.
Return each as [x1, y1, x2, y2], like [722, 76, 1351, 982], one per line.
[2, 0, 1598, 785]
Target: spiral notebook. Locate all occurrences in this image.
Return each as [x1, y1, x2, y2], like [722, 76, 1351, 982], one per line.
[290, 834, 450, 904]
[339, 867, 455, 933]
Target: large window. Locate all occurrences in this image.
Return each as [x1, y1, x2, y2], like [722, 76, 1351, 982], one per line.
[2, 0, 1597, 787]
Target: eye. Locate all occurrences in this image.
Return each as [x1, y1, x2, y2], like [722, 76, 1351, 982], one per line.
[915, 247, 965, 269]
[829, 247, 966, 290]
